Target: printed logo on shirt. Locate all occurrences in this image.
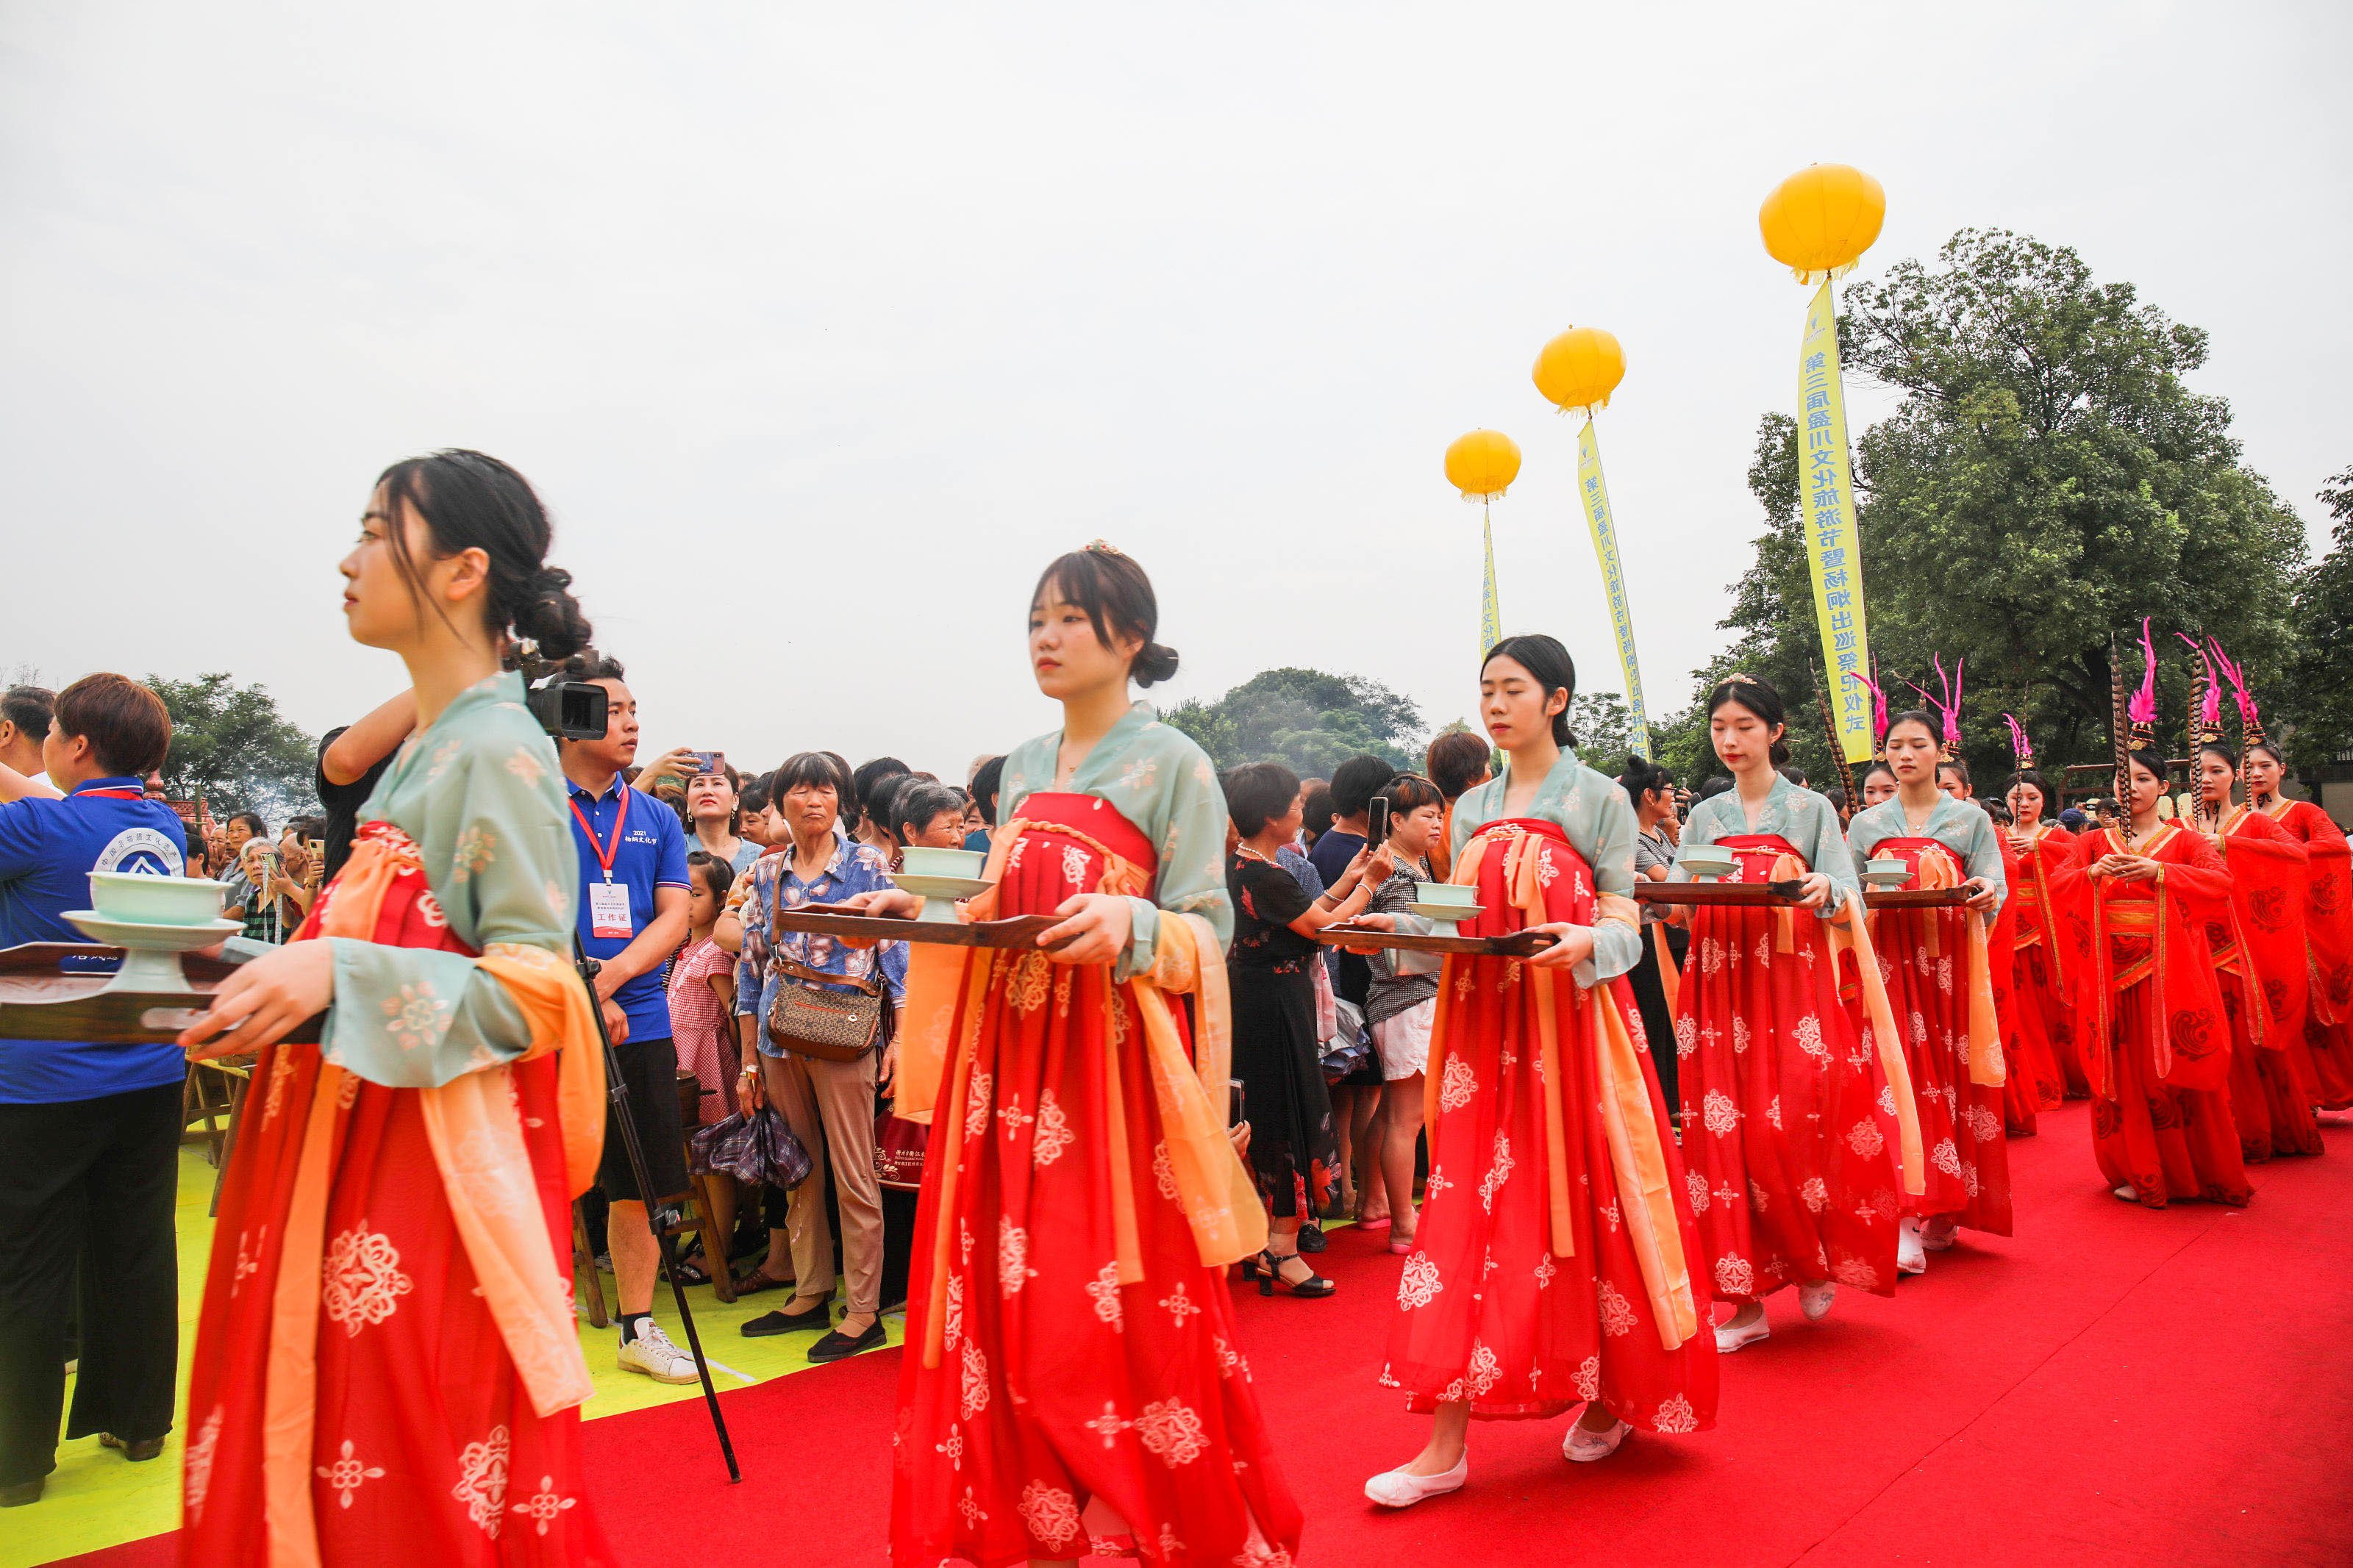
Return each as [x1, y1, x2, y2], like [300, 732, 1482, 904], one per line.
[92, 827, 186, 878]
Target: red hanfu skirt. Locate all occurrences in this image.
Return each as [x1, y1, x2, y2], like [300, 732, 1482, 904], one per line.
[2093, 982, 2254, 1207]
[184, 831, 610, 1567]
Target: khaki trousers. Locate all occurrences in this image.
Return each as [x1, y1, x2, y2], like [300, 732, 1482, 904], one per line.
[757, 1045, 882, 1317]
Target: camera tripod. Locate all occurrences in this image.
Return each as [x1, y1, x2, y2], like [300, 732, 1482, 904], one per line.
[575, 939, 741, 1483]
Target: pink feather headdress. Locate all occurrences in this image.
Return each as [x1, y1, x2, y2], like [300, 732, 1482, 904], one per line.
[1905, 655, 1965, 761]
[2207, 637, 2265, 746]
[1846, 665, 1890, 759]
[2124, 618, 2158, 753]
[2176, 632, 2223, 745]
[2003, 712, 2033, 767]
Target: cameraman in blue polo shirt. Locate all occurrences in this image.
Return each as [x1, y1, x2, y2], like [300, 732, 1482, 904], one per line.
[553, 657, 699, 1384]
[0, 675, 187, 1507]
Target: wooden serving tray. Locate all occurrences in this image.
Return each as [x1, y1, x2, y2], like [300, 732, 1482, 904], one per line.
[0, 942, 321, 1045]
[1317, 923, 1558, 958]
[1863, 887, 1973, 909]
[770, 906, 1068, 950]
[1634, 881, 1806, 907]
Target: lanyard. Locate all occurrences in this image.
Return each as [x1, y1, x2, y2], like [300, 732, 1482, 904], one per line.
[568, 786, 630, 883]
[76, 789, 144, 801]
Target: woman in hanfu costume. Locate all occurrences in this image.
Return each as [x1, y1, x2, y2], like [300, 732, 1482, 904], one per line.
[177, 451, 614, 1566]
[2000, 717, 2090, 1102]
[1363, 636, 1714, 1511]
[1843, 691, 2010, 1277]
[2217, 642, 2353, 1114]
[1666, 675, 1922, 1356]
[2181, 648, 2323, 1160]
[2057, 628, 2249, 1208]
[866, 545, 1299, 1568]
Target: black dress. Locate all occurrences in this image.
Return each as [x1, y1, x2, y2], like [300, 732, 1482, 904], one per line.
[1227, 852, 1339, 1220]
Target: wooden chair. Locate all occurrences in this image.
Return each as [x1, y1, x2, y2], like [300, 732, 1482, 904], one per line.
[196, 1056, 257, 1217]
[572, 1202, 610, 1328]
[666, 1070, 737, 1304]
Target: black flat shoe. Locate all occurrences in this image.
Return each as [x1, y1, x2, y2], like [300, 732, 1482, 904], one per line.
[0, 1478, 42, 1506]
[741, 1295, 835, 1337]
[807, 1317, 888, 1362]
[100, 1433, 165, 1462]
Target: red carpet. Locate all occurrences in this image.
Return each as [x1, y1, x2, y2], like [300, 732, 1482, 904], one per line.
[50, 1103, 2353, 1567]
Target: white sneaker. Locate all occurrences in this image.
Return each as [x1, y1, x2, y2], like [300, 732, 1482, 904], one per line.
[1563, 1408, 1630, 1463]
[1798, 1280, 1837, 1322]
[1920, 1216, 1957, 1251]
[1896, 1219, 1927, 1276]
[1364, 1456, 1467, 1508]
[617, 1322, 699, 1384]
[1715, 1312, 1771, 1353]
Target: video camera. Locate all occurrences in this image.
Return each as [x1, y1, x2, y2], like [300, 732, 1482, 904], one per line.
[520, 645, 610, 740]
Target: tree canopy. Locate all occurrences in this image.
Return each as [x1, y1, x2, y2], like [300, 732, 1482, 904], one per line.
[150, 673, 318, 821]
[2285, 467, 2353, 770]
[1162, 667, 1424, 776]
[1660, 229, 2309, 796]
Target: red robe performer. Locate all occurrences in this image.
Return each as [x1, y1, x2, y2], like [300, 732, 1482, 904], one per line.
[2057, 634, 2251, 1209]
[2215, 639, 2353, 1110]
[1367, 638, 1712, 1510]
[1996, 717, 2079, 1107]
[1665, 684, 1921, 1357]
[882, 548, 1297, 1568]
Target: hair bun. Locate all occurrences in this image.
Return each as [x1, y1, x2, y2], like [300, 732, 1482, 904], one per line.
[1132, 641, 1180, 688]
[513, 565, 592, 662]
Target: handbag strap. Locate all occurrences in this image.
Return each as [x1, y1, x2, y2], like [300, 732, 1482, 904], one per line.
[771, 953, 882, 998]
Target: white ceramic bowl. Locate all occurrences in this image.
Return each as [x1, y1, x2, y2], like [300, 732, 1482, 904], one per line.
[88, 873, 229, 926]
[901, 846, 985, 879]
[1415, 881, 1477, 907]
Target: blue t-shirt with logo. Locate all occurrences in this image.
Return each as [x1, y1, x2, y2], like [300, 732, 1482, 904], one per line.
[0, 778, 191, 1103]
[566, 777, 690, 1044]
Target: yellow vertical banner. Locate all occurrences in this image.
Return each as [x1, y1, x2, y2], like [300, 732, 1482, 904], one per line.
[1574, 422, 1649, 758]
[1479, 504, 1502, 659]
[1797, 279, 1874, 765]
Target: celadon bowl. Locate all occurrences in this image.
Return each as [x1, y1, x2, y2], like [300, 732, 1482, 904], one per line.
[88, 872, 230, 926]
[1679, 845, 1737, 878]
[901, 846, 985, 880]
[1415, 881, 1477, 907]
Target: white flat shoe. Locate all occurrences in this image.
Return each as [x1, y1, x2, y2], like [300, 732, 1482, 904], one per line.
[1365, 1457, 1468, 1508]
[1920, 1216, 1957, 1251]
[1896, 1218, 1927, 1276]
[1798, 1280, 1836, 1322]
[1715, 1313, 1771, 1352]
[2112, 1184, 2140, 1203]
[1563, 1410, 1631, 1463]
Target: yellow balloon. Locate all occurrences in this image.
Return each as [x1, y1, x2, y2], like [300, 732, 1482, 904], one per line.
[1532, 326, 1626, 418]
[1444, 429, 1521, 501]
[1758, 163, 1885, 282]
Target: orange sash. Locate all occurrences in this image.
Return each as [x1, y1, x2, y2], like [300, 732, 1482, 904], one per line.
[1871, 842, 2004, 1088]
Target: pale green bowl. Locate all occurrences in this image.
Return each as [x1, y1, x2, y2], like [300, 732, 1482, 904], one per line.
[1415, 881, 1477, 907]
[1679, 846, 1737, 877]
[901, 846, 985, 879]
[88, 872, 229, 926]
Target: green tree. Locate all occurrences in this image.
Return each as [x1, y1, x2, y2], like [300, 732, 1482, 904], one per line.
[1570, 692, 1656, 776]
[149, 673, 318, 820]
[1708, 229, 2306, 794]
[1162, 668, 1423, 776]
[2285, 467, 2353, 770]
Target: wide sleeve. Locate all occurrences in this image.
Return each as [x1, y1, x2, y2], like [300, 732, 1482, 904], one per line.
[321, 737, 579, 1089]
[1957, 809, 2008, 926]
[1582, 786, 1642, 984]
[1118, 740, 1233, 980]
[2161, 828, 2235, 909]
[1802, 795, 1863, 917]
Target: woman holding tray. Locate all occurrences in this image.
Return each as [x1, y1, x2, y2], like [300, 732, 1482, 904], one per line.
[863, 543, 1300, 1567]
[1667, 675, 1920, 1356]
[1844, 707, 2009, 1276]
[176, 451, 612, 1564]
[2061, 639, 2248, 1208]
[2187, 712, 2322, 1160]
[2002, 733, 2090, 1101]
[2222, 648, 2353, 1113]
[1363, 634, 1714, 1510]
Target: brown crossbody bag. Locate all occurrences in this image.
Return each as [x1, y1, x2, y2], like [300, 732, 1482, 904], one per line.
[763, 904, 889, 1062]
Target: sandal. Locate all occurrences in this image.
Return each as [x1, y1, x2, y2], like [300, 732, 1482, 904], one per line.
[732, 1263, 796, 1295]
[674, 1250, 713, 1286]
[1257, 1248, 1337, 1299]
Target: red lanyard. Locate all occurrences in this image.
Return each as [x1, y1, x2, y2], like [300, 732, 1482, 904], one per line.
[568, 787, 630, 882]
[77, 789, 143, 800]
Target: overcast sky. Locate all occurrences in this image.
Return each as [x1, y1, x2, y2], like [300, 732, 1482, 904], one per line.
[4, 2, 2345, 781]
